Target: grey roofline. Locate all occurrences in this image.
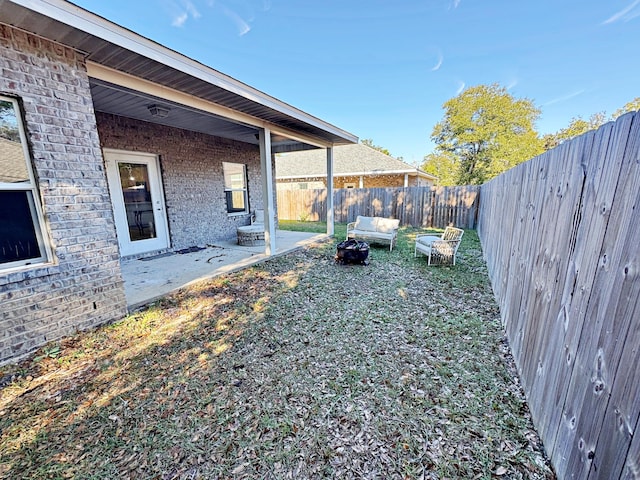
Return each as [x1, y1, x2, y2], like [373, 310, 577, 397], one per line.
[277, 169, 437, 181]
[4, 0, 358, 145]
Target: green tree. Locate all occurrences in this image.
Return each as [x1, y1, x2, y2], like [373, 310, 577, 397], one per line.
[542, 112, 606, 150]
[612, 97, 640, 119]
[543, 98, 640, 151]
[430, 84, 543, 185]
[0, 100, 20, 142]
[421, 152, 457, 186]
[360, 138, 391, 156]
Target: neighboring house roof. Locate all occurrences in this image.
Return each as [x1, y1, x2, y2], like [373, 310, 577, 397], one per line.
[1, 0, 357, 152]
[276, 144, 436, 181]
[0, 137, 28, 183]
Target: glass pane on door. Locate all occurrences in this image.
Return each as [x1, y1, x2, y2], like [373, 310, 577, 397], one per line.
[117, 162, 157, 242]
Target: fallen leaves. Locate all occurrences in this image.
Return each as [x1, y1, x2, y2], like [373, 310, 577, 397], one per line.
[0, 230, 555, 479]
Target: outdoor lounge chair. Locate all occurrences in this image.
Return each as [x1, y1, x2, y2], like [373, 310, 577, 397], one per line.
[414, 226, 464, 266]
[346, 215, 400, 251]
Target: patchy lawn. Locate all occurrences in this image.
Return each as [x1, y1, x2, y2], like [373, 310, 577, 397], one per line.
[0, 228, 555, 479]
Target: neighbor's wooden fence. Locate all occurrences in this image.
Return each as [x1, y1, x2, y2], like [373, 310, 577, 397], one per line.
[478, 111, 640, 479]
[277, 186, 479, 229]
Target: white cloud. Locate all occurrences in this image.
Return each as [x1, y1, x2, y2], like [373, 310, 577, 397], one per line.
[169, 0, 201, 27]
[223, 6, 251, 36]
[603, 0, 640, 24]
[184, 0, 202, 19]
[455, 80, 466, 95]
[172, 12, 188, 27]
[447, 0, 461, 11]
[430, 51, 443, 71]
[543, 89, 586, 106]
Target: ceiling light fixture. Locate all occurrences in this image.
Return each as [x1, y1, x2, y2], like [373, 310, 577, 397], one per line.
[147, 104, 171, 118]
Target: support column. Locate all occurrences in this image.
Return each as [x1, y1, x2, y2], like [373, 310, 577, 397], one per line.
[326, 147, 335, 236]
[259, 128, 276, 255]
[359, 176, 364, 188]
[404, 173, 409, 187]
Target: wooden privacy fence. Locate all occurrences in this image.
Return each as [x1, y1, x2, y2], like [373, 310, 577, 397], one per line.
[478, 111, 640, 479]
[276, 186, 479, 229]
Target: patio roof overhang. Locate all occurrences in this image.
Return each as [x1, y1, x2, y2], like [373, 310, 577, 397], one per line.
[0, 0, 358, 152]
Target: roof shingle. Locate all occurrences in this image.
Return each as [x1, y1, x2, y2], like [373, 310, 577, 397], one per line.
[276, 144, 434, 179]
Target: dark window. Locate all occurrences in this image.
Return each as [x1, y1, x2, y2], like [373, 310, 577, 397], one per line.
[0, 97, 48, 269]
[0, 191, 42, 264]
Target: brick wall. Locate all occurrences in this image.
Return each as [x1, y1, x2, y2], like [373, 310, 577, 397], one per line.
[336, 175, 401, 188]
[0, 24, 127, 364]
[278, 173, 421, 189]
[95, 113, 265, 249]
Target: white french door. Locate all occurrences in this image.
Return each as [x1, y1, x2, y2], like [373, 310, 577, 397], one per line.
[104, 149, 169, 257]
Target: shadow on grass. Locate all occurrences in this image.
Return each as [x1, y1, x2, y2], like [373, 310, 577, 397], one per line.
[0, 263, 312, 479]
[0, 227, 554, 479]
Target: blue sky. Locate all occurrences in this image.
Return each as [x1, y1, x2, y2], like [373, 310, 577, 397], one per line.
[74, 0, 640, 165]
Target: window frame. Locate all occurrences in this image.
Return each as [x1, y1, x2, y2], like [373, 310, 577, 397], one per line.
[0, 95, 51, 272]
[222, 162, 249, 215]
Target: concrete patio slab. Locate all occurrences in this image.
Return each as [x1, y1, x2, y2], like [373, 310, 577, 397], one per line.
[120, 230, 329, 310]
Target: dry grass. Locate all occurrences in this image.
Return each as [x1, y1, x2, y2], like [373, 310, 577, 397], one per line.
[0, 227, 555, 479]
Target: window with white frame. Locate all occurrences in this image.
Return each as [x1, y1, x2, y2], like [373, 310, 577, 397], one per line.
[223, 162, 248, 214]
[0, 96, 49, 269]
